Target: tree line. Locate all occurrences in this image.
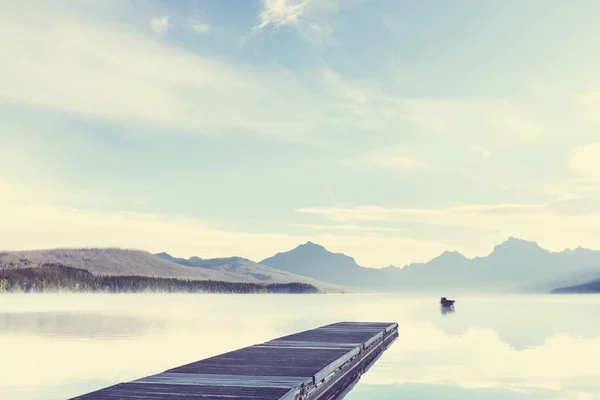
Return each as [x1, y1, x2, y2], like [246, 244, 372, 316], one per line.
[0, 264, 321, 294]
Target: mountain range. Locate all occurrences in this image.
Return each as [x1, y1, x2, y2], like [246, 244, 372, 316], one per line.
[153, 252, 346, 291]
[260, 242, 384, 288]
[3, 237, 600, 293]
[0, 248, 344, 292]
[261, 237, 600, 293]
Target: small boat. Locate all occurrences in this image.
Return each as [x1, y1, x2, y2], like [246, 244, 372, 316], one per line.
[440, 297, 455, 307]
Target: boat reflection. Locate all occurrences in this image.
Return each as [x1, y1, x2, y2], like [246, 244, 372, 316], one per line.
[440, 305, 455, 316]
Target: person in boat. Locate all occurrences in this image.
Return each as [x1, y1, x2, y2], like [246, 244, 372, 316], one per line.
[440, 297, 455, 306]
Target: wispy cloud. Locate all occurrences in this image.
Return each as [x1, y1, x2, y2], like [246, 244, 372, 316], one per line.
[296, 201, 600, 254]
[296, 203, 548, 223]
[254, 0, 313, 30]
[341, 155, 428, 170]
[0, 5, 399, 143]
[150, 16, 171, 38]
[291, 223, 405, 234]
[252, 0, 363, 47]
[325, 181, 337, 204]
[473, 146, 493, 157]
[579, 91, 600, 110]
[569, 142, 600, 181]
[340, 144, 430, 171]
[0, 189, 445, 267]
[191, 23, 211, 34]
[398, 98, 548, 147]
[1, 2, 569, 151]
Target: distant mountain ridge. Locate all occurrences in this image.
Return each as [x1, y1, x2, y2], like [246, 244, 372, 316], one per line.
[4, 237, 600, 294]
[155, 251, 346, 291]
[0, 248, 216, 279]
[0, 248, 343, 292]
[260, 241, 384, 288]
[261, 237, 600, 293]
[156, 253, 251, 270]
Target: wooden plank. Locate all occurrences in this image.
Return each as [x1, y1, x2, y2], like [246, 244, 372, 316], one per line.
[312, 346, 361, 384]
[135, 373, 311, 388]
[70, 321, 398, 400]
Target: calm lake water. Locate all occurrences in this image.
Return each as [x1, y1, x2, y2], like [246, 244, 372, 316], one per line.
[1, 293, 599, 400]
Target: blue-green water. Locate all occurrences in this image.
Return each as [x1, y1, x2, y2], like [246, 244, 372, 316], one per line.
[0, 294, 599, 400]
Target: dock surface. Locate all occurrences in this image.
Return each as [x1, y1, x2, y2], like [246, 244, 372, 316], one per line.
[71, 321, 398, 400]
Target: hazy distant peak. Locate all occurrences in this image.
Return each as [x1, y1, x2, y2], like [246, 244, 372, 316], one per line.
[439, 250, 467, 259]
[491, 236, 545, 254]
[298, 241, 326, 250]
[290, 241, 351, 259]
[572, 245, 593, 253]
[557, 245, 594, 254]
[155, 252, 175, 260]
[258, 240, 373, 288]
[210, 256, 249, 262]
[505, 236, 535, 244]
[155, 252, 251, 264]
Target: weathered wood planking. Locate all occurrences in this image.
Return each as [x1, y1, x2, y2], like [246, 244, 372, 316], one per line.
[70, 321, 398, 400]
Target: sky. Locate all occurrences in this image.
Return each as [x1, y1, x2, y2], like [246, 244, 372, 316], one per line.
[2, 0, 600, 267]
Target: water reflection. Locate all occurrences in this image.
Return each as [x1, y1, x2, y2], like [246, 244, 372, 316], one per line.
[440, 305, 455, 316]
[426, 296, 600, 350]
[0, 312, 166, 339]
[346, 383, 564, 400]
[0, 293, 599, 400]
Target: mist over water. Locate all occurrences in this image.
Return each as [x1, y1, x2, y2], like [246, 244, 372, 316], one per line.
[1, 294, 599, 400]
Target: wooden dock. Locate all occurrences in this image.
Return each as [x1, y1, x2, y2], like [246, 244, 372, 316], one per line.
[70, 321, 398, 400]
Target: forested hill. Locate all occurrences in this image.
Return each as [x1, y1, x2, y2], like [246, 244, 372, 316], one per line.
[0, 264, 321, 294]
